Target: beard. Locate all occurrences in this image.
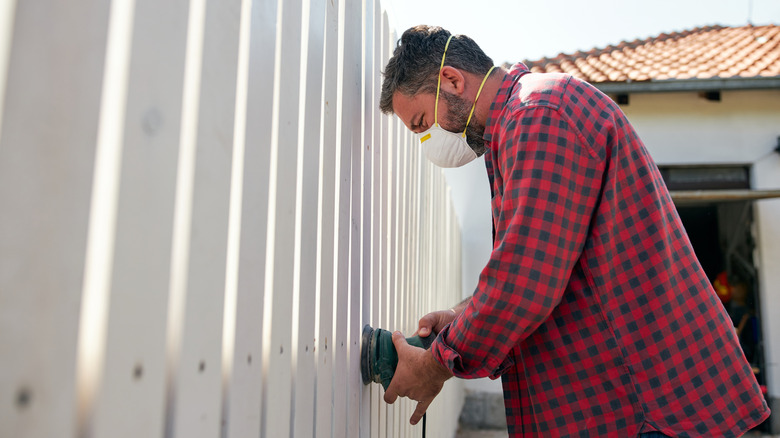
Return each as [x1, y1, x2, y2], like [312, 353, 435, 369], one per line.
[439, 90, 487, 156]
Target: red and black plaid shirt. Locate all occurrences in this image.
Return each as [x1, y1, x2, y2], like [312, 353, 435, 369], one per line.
[430, 63, 770, 437]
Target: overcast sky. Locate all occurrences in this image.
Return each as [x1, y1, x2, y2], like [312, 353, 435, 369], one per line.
[382, 0, 780, 64]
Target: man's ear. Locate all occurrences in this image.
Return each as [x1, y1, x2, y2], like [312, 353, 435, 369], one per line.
[439, 66, 465, 95]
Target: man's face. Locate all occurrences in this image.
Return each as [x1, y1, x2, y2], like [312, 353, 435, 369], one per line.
[392, 90, 486, 155]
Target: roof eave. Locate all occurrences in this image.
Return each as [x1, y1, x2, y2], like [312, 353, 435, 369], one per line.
[593, 76, 780, 94]
[670, 189, 780, 205]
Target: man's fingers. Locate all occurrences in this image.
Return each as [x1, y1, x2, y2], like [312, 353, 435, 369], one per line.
[391, 330, 408, 350]
[383, 332, 407, 405]
[417, 309, 459, 337]
[410, 400, 431, 425]
[417, 314, 436, 336]
[383, 388, 399, 404]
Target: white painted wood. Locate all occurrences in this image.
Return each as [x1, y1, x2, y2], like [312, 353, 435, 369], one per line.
[1, 1, 466, 436]
[0, 1, 111, 437]
[86, 1, 189, 437]
[165, 0, 242, 437]
[290, 1, 326, 437]
[0, 0, 17, 144]
[314, 1, 341, 437]
[341, 0, 363, 435]
[359, 1, 375, 436]
[258, 0, 305, 436]
[330, 0, 354, 434]
[399, 135, 410, 335]
[371, 14, 387, 438]
[75, 0, 135, 434]
[389, 121, 400, 332]
[219, 0, 252, 435]
[222, 0, 278, 436]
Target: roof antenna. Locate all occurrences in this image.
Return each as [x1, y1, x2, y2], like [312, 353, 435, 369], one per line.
[748, 0, 754, 25]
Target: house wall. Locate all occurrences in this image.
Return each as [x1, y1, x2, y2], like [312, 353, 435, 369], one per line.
[442, 162, 504, 410]
[0, 1, 464, 437]
[620, 89, 780, 426]
[619, 90, 780, 164]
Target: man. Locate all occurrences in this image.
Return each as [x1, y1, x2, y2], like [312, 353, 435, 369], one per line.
[379, 25, 770, 437]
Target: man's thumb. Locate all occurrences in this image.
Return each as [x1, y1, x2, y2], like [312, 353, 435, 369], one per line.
[417, 314, 436, 336]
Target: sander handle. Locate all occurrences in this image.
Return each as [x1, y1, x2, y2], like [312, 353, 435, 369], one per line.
[406, 332, 436, 350]
[361, 325, 438, 390]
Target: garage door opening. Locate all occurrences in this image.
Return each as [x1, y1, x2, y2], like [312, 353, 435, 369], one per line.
[662, 166, 768, 398]
[677, 203, 765, 378]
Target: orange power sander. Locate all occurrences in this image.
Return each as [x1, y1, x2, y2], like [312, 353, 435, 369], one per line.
[360, 324, 435, 390]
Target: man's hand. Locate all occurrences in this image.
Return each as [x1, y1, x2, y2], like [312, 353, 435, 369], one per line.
[415, 297, 471, 337]
[383, 331, 453, 425]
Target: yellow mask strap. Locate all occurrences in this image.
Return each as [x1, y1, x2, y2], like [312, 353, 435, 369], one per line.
[434, 35, 453, 124]
[463, 65, 497, 136]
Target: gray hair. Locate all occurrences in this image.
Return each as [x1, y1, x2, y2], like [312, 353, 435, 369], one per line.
[379, 25, 494, 115]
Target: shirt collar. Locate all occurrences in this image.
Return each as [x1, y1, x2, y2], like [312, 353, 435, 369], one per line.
[483, 63, 530, 144]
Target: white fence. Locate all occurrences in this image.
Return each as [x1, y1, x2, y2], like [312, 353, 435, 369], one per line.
[0, 0, 464, 437]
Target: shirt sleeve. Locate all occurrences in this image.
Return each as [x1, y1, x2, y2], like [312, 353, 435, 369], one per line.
[431, 102, 606, 379]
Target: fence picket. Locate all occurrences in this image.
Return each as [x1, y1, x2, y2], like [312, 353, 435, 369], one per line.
[87, 1, 189, 436]
[0, 1, 111, 437]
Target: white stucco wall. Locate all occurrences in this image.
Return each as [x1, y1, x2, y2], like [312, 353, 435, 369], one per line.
[620, 88, 780, 402]
[443, 162, 500, 394]
[620, 90, 780, 165]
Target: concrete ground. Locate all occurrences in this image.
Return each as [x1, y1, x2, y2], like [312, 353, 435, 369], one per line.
[455, 429, 507, 438]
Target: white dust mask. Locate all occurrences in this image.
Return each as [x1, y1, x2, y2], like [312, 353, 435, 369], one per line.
[419, 125, 478, 168]
[417, 36, 496, 168]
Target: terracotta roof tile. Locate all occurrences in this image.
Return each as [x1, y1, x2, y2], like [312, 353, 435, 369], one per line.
[522, 24, 780, 83]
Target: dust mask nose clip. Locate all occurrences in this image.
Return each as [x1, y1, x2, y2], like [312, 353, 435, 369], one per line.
[417, 35, 495, 168]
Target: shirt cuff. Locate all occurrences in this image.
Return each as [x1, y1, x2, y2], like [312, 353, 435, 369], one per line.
[430, 323, 515, 380]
